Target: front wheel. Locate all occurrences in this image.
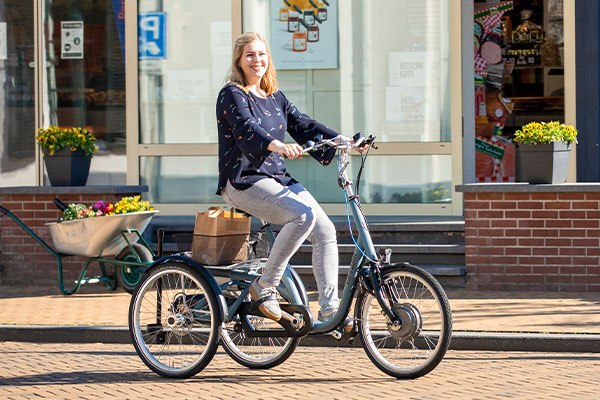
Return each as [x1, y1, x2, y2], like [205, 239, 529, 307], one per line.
[129, 262, 221, 378]
[116, 244, 153, 294]
[356, 263, 452, 379]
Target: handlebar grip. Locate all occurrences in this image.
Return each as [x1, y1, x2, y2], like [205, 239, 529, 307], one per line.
[302, 140, 315, 150]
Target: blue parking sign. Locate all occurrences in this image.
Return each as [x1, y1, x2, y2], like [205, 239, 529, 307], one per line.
[139, 12, 166, 59]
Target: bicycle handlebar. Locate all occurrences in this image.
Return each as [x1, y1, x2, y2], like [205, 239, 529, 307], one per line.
[301, 133, 376, 154]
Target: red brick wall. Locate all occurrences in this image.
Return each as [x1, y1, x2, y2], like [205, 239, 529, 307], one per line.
[464, 191, 600, 292]
[0, 193, 140, 288]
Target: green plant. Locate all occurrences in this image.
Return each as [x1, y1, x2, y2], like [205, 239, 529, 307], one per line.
[35, 126, 97, 156]
[513, 121, 578, 146]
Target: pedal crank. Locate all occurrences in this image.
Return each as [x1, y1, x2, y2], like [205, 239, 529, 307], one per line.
[238, 303, 313, 338]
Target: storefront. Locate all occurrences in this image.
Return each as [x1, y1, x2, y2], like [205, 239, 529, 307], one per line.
[0, 1, 578, 217]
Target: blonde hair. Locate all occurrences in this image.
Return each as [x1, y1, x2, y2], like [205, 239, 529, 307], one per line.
[226, 32, 278, 96]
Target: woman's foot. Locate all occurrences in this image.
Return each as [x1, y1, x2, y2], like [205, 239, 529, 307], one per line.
[249, 278, 282, 321]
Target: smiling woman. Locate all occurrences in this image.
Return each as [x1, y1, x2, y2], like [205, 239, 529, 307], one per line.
[214, 31, 353, 323]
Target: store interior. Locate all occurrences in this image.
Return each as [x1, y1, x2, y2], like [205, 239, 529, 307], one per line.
[473, 0, 564, 182]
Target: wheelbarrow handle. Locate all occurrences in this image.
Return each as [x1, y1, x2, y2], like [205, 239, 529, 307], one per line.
[53, 197, 68, 211]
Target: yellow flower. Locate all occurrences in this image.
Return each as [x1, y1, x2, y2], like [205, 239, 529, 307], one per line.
[35, 126, 97, 156]
[514, 121, 578, 145]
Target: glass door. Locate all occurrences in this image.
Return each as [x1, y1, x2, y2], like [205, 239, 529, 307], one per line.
[0, 0, 36, 186]
[41, 0, 127, 185]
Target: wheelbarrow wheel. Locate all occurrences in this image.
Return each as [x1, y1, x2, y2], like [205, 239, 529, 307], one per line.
[116, 244, 153, 294]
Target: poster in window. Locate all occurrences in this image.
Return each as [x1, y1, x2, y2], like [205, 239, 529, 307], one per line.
[61, 21, 84, 59]
[270, 0, 338, 70]
[386, 52, 440, 123]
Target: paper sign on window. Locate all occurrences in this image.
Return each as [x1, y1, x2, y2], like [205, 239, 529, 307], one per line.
[61, 21, 84, 59]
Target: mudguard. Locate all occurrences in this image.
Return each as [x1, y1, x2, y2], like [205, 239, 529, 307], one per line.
[142, 255, 228, 322]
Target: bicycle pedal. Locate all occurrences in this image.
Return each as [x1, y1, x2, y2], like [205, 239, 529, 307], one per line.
[328, 329, 343, 340]
[279, 310, 299, 324]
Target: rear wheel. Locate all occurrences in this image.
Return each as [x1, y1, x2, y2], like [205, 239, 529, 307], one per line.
[357, 264, 452, 379]
[116, 244, 153, 293]
[220, 286, 299, 369]
[128, 262, 221, 378]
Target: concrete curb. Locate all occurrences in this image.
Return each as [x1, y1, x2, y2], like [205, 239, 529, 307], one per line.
[2, 325, 600, 353]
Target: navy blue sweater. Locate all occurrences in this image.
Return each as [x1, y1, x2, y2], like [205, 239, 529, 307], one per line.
[216, 84, 338, 195]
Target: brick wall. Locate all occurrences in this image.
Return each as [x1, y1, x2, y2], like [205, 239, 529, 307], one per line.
[462, 187, 600, 292]
[0, 188, 144, 289]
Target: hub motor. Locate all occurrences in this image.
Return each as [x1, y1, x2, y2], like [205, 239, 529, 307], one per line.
[388, 303, 423, 340]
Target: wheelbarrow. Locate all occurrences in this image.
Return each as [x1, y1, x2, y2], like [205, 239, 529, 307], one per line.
[0, 203, 158, 295]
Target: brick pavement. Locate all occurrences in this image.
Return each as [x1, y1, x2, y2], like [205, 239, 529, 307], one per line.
[1, 342, 600, 399]
[2, 285, 600, 334]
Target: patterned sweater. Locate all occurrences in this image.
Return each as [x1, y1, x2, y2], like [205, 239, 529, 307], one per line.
[216, 84, 338, 195]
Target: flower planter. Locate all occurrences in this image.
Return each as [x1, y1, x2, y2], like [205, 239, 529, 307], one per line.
[44, 147, 92, 186]
[46, 210, 158, 256]
[518, 141, 572, 184]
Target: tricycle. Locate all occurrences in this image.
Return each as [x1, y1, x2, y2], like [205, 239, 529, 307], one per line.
[0, 200, 157, 295]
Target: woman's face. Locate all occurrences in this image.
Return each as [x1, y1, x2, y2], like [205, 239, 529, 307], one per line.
[239, 39, 268, 86]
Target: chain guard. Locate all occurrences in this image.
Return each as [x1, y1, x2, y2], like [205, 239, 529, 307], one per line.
[237, 302, 312, 338]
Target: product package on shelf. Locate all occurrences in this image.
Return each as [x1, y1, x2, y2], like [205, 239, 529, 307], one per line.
[475, 135, 515, 182]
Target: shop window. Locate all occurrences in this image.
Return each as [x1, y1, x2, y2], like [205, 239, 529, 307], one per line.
[271, 0, 452, 144]
[287, 155, 452, 204]
[138, 1, 232, 144]
[251, 0, 453, 205]
[503, 0, 564, 129]
[0, 1, 36, 186]
[473, 0, 564, 182]
[140, 156, 221, 204]
[43, 0, 127, 184]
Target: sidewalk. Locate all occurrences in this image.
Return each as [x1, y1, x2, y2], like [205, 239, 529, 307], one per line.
[2, 284, 600, 351]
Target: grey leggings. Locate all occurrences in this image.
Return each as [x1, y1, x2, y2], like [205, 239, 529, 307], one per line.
[222, 179, 339, 313]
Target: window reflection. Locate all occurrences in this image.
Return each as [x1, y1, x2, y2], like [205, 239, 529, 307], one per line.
[138, 1, 232, 144]
[287, 155, 452, 204]
[140, 156, 221, 204]
[0, 1, 36, 186]
[43, 0, 127, 184]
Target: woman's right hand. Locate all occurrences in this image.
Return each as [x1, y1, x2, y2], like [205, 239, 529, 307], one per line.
[269, 140, 303, 159]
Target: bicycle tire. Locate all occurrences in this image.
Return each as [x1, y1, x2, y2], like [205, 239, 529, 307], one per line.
[356, 263, 452, 379]
[129, 262, 221, 378]
[116, 243, 153, 294]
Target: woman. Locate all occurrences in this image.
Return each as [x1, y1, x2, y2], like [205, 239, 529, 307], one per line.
[216, 32, 348, 322]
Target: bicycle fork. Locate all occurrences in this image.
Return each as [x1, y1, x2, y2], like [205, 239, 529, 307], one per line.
[369, 264, 402, 325]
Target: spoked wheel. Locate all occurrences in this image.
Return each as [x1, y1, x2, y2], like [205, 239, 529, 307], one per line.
[117, 244, 153, 294]
[356, 263, 452, 379]
[128, 262, 221, 378]
[220, 288, 299, 369]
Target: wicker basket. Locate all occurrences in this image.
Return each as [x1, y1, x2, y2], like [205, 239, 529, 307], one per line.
[191, 233, 249, 265]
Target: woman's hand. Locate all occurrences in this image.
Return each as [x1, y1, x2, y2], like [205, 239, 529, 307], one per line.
[268, 140, 304, 159]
